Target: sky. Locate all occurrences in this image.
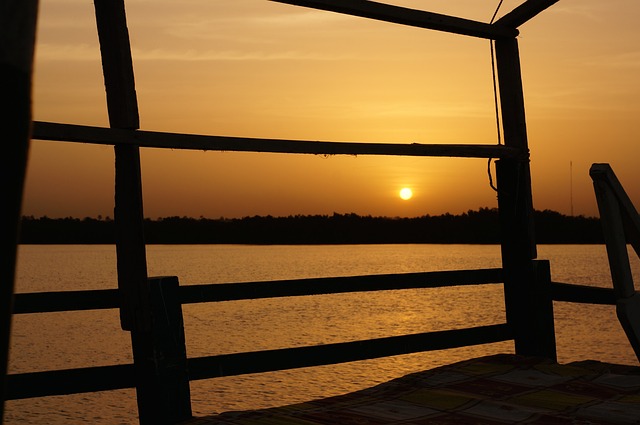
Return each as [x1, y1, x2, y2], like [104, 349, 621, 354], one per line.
[23, 0, 640, 219]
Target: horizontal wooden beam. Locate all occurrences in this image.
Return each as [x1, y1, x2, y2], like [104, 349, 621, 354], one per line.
[550, 282, 616, 305]
[180, 269, 503, 304]
[494, 0, 559, 28]
[13, 289, 119, 314]
[188, 324, 512, 380]
[7, 324, 511, 398]
[270, 0, 517, 39]
[13, 269, 503, 314]
[6, 364, 135, 400]
[32, 121, 524, 159]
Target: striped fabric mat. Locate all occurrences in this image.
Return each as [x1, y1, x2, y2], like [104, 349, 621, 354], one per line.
[184, 354, 640, 424]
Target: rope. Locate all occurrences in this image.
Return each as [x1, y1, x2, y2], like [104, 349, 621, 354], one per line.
[490, 0, 505, 24]
[490, 42, 502, 146]
[488, 0, 504, 193]
[488, 158, 499, 192]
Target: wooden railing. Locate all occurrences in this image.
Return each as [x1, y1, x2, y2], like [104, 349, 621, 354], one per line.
[7, 261, 624, 407]
[551, 282, 616, 305]
[8, 268, 509, 401]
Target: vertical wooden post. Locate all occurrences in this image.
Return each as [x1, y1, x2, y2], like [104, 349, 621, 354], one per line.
[0, 1, 39, 421]
[93, 1, 193, 423]
[132, 277, 192, 423]
[93, 0, 149, 332]
[590, 164, 640, 361]
[592, 175, 635, 299]
[532, 260, 557, 356]
[494, 37, 556, 359]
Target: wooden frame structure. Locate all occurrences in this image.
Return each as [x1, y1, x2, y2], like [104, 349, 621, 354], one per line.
[8, 0, 636, 424]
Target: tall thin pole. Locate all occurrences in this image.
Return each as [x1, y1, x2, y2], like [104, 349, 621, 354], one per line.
[570, 161, 574, 216]
[0, 1, 39, 422]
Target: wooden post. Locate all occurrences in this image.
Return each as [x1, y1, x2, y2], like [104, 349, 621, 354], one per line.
[495, 37, 556, 359]
[531, 260, 556, 357]
[93, 1, 186, 422]
[93, 0, 149, 332]
[0, 1, 39, 421]
[590, 164, 640, 361]
[592, 175, 634, 299]
[131, 277, 192, 423]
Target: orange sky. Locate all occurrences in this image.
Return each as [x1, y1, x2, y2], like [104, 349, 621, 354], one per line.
[24, 0, 640, 219]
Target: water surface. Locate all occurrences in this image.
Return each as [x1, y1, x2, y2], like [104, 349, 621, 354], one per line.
[6, 244, 639, 423]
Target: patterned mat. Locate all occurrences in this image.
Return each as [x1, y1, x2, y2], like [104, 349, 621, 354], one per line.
[184, 354, 640, 424]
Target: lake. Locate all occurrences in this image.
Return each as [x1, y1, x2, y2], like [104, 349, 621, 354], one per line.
[5, 244, 640, 424]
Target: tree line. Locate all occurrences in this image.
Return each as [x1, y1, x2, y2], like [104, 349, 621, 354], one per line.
[18, 208, 603, 244]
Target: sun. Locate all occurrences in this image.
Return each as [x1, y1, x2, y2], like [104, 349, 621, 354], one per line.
[399, 187, 413, 200]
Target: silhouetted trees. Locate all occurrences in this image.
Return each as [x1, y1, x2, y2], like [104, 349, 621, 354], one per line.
[19, 216, 115, 244]
[19, 208, 603, 244]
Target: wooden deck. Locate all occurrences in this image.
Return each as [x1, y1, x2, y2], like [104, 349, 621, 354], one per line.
[182, 354, 640, 424]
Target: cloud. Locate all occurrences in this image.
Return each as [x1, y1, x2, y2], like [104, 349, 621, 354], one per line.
[585, 51, 640, 70]
[549, 4, 604, 22]
[34, 40, 351, 63]
[241, 10, 351, 27]
[130, 47, 350, 62]
[35, 43, 100, 62]
[35, 43, 349, 63]
[356, 101, 491, 119]
[162, 10, 353, 41]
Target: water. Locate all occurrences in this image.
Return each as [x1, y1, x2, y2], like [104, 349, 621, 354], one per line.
[5, 244, 640, 424]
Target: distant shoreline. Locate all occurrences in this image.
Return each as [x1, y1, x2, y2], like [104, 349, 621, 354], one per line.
[19, 208, 603, 245]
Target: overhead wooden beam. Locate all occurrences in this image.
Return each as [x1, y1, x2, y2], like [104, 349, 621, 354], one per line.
[270, 0, 518, 39]
[32, 121, 525, 159]
[494, 0, 559, 28]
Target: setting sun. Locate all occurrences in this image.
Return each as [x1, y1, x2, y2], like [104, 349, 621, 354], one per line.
[399, 188, 413, 200]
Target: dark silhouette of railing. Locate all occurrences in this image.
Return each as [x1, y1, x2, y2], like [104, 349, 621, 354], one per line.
[9, 269, 510, 402]
[7, 262, 622, 410]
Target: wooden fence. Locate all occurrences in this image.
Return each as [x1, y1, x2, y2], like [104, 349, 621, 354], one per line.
[6, 262, 619, 424]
